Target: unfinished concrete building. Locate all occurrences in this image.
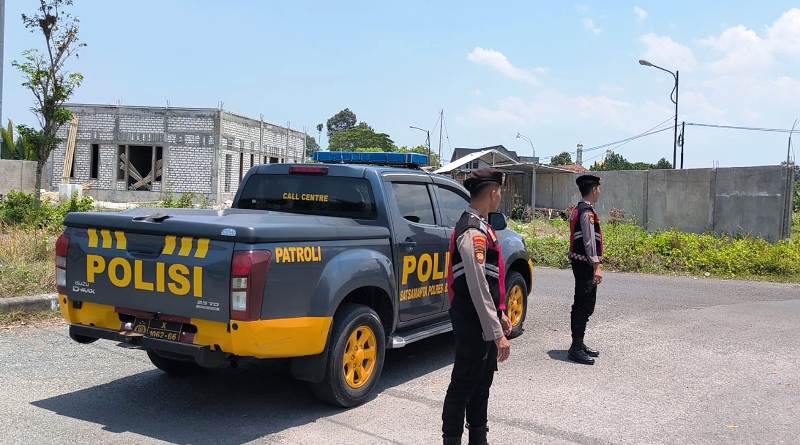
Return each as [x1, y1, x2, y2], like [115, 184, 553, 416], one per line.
[46, 104, 307, 203]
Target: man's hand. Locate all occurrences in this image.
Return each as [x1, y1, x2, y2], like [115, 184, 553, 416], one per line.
[500, 312, 512, 337]
[593, 263, 603, 285]
[495, 336, 511, 362]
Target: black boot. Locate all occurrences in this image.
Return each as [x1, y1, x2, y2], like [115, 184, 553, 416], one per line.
[568, 340, 595, 365]
[467, 424, 488, 445]
[443, 436, 461, 445]
[582, 343, 599, 357]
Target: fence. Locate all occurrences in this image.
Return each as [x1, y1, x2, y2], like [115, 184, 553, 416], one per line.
[535, 165, 795, 242]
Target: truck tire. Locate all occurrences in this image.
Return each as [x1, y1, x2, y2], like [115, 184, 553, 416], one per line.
[311, 303, 385, 407]
[146, 350, 203, 377]
[505, 271, 528, 339]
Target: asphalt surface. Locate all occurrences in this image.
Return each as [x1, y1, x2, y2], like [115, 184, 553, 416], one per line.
[1, 268, 798, 444]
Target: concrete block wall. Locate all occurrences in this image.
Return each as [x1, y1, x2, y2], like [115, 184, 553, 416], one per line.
[534, 165, 793, 241]
[45, 104, 308, 202]
[0, 160, 37, 195]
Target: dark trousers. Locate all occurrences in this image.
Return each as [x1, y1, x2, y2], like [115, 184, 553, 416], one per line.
[570, 260, 597, 344]
[442, 307, 497, 438]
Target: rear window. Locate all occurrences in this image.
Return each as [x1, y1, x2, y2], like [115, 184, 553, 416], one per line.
[236, 174, 377, 220]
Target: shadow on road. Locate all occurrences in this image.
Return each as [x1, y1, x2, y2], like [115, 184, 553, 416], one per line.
[547, 349, 571, 363]
[31, 333, 455, 445]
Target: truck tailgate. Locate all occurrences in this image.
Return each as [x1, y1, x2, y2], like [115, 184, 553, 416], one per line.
[64, 226, 233, 322]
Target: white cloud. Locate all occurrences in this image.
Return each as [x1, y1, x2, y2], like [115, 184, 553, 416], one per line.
[767, 8, 800, 54]
[634, 6, 648, 22]
[466, 47, 542, 85]
[582, 18, 602, 35]
[699, 8, 800, 74]
[466, 91, 633, 129]
[640, 33, 697, 70]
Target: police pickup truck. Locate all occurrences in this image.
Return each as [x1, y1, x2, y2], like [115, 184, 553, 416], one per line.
[57, 161, 533, 406]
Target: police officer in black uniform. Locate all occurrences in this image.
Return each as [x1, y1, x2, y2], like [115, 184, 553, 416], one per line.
[567, 174, 604, 365]
[442, 169, 512, 445]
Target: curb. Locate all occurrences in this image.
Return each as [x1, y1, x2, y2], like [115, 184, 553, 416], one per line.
[0, 293, 59, 314]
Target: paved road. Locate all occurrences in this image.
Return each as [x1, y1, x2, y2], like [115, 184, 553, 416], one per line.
[1, 268, 798, 444]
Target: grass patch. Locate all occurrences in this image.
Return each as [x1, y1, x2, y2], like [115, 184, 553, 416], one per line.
[0, 227, 56, 298]
[512, 214, 800, 282]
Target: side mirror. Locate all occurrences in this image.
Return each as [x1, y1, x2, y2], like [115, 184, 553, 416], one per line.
[489, 212, 507, 231]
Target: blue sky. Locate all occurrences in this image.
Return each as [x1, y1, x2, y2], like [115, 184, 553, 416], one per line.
[2, 1, 799, 168]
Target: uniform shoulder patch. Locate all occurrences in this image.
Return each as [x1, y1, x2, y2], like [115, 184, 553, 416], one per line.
[589, 213, 595, 224]
[472, 234, 487, 264]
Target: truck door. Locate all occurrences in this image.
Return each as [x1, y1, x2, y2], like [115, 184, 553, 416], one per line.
[431, 183, 472, 311]
[386, 179, 450, 321]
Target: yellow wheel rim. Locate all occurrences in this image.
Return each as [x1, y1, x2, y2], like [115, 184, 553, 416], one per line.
[507, 285, 524, 328]
[342, 325, 377, 389]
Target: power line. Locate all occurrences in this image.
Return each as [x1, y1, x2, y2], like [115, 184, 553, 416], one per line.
[686, 122, 797, 133]
[539, 115, 675, 160]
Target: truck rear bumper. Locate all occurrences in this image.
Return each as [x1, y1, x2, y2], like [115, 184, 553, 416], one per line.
[69, 324, 227, 367]
[59, 295, 333, 359]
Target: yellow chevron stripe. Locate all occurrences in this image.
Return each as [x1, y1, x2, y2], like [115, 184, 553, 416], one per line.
[114, 231, 127, 250]
[100, 230, 113, 249]
[162, 236, 176, 255]
[87, 229, 98, 248]
[178, 237, 193, 257]
[194, 238, 209, 258]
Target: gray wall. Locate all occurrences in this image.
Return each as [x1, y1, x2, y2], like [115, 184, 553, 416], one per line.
[0, 160, 37, 196]
[535, 165, 795, 241]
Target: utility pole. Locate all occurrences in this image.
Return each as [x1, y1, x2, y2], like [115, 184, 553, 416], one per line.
[788, 119, 798, 166]
[679, 121, 685, 169]
[639, 60, 679, 169]
[409, 125, 431, 166]
[438, 109, 443, 167]
[0, 0, 5, 125]
[576, 143, 583, 166]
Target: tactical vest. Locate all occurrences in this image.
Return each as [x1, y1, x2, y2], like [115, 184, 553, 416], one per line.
[568, 201, 604, 262]
[447, 211, 506, 312]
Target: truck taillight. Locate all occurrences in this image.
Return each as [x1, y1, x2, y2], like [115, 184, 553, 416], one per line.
[230, 250, 271, 321]
[55, 233, 70, 290]
[289, 166, 328, 175]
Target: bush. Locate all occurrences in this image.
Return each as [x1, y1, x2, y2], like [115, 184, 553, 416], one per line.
[157, 191, 196, 208]
[517, 215, 800, 282]
[0, 191, 93, 231]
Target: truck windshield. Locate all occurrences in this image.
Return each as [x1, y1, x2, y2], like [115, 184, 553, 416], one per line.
[236, 174, 377, 220]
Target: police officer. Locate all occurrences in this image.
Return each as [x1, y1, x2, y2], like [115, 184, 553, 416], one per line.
[442, 168, 512, 445]
[567, 174, 604, 365]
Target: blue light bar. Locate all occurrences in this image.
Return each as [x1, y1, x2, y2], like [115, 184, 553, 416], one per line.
[312, 151, 429, 166]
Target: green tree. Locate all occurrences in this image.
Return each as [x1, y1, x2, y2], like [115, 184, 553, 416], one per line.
[398, 145, 439, 167]
[654, 158, 672, 169]
[326, 108, 357, 140]
[305, 134, 320, 158]
[13, 0, 86, 205]
[550, 151, 572, 166]
[328, 127, 395, 152]
[591, 152, 630, 171]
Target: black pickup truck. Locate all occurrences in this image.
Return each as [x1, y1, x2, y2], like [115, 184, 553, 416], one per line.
[57, 163, 533, 406]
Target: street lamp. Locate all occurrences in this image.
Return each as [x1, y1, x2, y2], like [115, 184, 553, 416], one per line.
[639, 59, 679, 169]
[409, 125, 431, 165]
[515, 132, 537, 215]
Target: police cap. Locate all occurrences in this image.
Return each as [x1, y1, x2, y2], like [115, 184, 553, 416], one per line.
[464, 168, 505, 196]
[576, 174, 601, 189]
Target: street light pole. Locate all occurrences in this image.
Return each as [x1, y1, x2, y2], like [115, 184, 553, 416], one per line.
[409, 125, 431, 165]
[516, 132, 537, 215]
[639, 59, 679, 169]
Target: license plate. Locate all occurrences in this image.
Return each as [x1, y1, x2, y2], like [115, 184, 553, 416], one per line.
[132, 319, 183, 342]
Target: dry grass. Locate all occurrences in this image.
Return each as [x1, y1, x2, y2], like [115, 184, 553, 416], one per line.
[0, 227, 56, 298]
